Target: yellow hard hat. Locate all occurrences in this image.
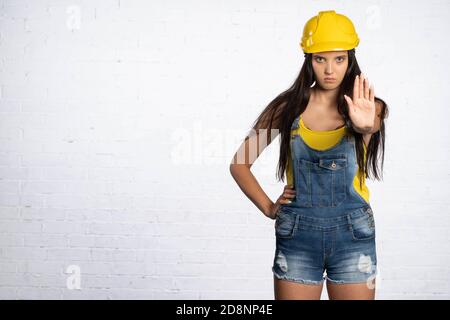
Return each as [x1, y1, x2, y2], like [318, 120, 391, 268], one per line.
[300, 10, 359, 53]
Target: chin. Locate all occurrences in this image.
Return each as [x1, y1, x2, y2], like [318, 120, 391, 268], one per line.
[318, 82, 340, 90]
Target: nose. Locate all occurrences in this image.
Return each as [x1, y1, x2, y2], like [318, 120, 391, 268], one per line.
[325, 62, 333, 75]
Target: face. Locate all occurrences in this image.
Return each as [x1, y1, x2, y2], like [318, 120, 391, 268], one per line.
[311, 51, 348, 89]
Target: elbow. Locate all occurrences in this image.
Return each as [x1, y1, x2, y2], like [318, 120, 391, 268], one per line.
[229, 163, 251, 176]
[229, 163, 238, 178]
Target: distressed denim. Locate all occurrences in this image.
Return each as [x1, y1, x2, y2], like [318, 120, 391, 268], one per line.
[272, 115, 377, 285]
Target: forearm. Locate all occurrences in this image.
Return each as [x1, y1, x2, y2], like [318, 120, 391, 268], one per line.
[229, 164, 273, 215]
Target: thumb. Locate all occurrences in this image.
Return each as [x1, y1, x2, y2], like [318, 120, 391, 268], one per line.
[344, 94, 352, 106]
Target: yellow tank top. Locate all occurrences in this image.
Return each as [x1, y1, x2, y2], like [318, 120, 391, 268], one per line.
[285, 115, 370, 204]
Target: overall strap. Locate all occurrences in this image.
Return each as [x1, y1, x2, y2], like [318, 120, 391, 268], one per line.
[291, 115, 300, 130]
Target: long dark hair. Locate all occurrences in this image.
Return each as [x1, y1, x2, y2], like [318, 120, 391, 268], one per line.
[247, 49, 389, 187]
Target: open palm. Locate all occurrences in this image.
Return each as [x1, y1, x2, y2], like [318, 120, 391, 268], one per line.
[344, 73, 376, 130]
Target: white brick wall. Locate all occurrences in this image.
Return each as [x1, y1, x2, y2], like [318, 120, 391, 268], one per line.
[0, 0, 449, 299]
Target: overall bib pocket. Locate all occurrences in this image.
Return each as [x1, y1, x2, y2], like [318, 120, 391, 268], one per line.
[296, 157, 347, 207]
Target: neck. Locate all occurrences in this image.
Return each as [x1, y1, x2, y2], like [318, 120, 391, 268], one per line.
[310, 87, 339, 110]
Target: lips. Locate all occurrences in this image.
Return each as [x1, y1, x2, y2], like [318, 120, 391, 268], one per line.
[324, 78, 336, 81]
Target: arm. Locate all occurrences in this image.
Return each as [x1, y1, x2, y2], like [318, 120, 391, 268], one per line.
[229, 129, 279, 216]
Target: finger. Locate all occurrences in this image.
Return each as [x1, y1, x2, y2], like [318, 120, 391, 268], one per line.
[283, 193, 296, 199]
[344, 94, 352, 107]
[345, 95, 356, 113]
[364, 77, 370, 100]
[353, 75, 359, 99]
[359, 73, 364, 99]
[369, 83, 375, 102]
[280, 198, 292, 204]
[285, 189, 296, 194]
[284, 184, 294, 190]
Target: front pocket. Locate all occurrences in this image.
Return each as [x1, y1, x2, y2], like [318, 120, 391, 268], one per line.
[350, 212, 375, 240]
[296, 156, 347, 207]
[275, 211, 299, 239]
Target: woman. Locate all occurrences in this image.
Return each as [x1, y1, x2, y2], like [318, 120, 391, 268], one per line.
[229, 10, 389, 300]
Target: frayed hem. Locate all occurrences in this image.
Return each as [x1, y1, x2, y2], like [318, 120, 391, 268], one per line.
[273, 272, 324, 286]
[325, 275, 376, 285]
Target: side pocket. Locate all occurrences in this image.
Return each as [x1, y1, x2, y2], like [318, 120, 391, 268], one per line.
[275, 211, 299, 239]
[366, 207, 375, 229]
[349, 210, 375, 241]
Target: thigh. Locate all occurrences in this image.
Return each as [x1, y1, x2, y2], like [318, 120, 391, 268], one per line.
[326, 279, 376, 300]
[274, 276, 324, 300]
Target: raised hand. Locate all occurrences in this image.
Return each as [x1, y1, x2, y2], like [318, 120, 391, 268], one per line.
[344, 73, 376, 132]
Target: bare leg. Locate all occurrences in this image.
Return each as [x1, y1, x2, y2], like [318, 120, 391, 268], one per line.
[274, 276, 324, 300]
[326, 278, 376, 300]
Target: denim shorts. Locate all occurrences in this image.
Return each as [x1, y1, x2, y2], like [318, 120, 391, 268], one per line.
[272, 205, 377, 285]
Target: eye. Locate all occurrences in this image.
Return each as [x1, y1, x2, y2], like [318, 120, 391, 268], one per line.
[336, 57, 345, 63]
[314, 57, 324, 62]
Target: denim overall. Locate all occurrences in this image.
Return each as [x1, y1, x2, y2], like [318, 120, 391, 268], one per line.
[272, 114, 377, 285]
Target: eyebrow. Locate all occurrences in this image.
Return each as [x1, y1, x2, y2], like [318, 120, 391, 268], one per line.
[313, 55, 347, 59]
